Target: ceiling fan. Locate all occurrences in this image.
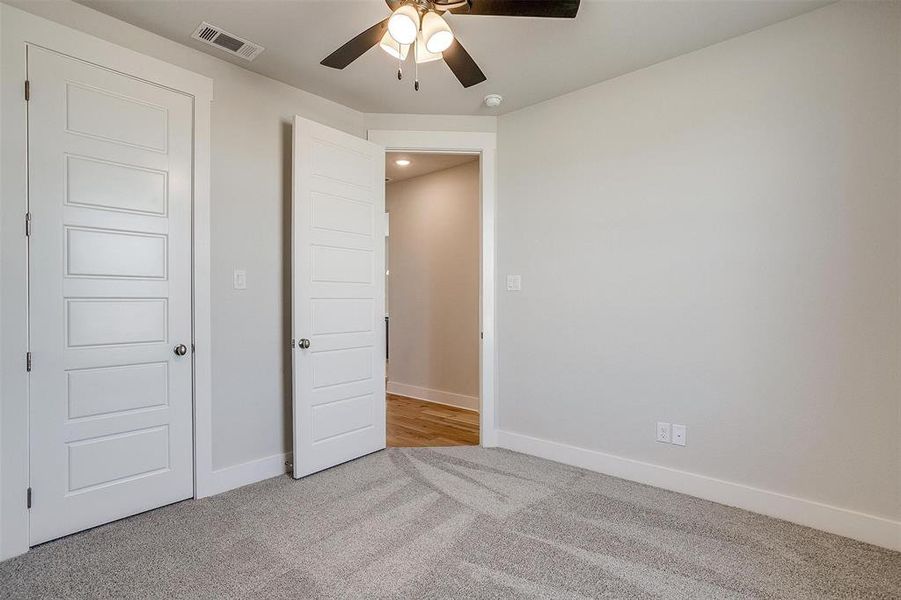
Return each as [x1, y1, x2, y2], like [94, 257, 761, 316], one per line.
[321, 0, 581, 91]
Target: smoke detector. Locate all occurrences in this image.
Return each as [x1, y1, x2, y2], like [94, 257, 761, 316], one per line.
[483, 94, 503, 108]
[191, 22, 264, 61]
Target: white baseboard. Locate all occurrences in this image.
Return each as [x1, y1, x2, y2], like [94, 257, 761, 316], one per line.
[496, 430, 901, 551]
[203, 452, 292, 498]
[387, 381, 479, 412]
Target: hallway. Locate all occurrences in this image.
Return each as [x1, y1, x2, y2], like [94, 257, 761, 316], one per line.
[386, 394, 479, 447]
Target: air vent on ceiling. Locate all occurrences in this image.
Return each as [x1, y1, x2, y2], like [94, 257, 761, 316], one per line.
[191, 22, 264, 61]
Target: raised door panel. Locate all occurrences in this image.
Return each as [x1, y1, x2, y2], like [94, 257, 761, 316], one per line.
[67, 426, 170, 492]
[66, 155, 168, 215]
[65, 227, 168, 279]
[65, 82, 168, 151]
[67, 362, 169, 419]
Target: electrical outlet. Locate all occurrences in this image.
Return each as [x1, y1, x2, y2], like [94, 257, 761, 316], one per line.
[506, 275, 522, 291]
[656, 422, 671, 443]
[672, 424, 687, 446]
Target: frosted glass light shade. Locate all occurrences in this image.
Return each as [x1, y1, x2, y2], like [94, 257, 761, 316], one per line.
[421, 12, 454, 53]
[414, 32, 442, 64]
[379, 31, 409, 60]
[387, 4, 419, 45]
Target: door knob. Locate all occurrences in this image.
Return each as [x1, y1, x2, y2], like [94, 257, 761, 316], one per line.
[298, 338, 311, 349]
[174, 344, 188, 356]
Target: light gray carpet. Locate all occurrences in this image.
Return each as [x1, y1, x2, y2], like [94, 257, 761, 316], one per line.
[0, 447, 898, 599]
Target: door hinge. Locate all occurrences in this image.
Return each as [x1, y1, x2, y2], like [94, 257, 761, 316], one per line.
[26, 352, 32, 372]
[26, 487, 32, 509]
[291, 338, 296, 349]
[480, 331, 484, 340]
[24, 80, 30, 101]
[25, 212, 32, 237]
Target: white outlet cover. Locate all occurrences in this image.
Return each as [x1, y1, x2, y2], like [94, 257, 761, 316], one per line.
[233, 269, 247, 290]
[656, 422, 671, 443]
[672, 424, 687, 446]
[506, 275, 522, 291]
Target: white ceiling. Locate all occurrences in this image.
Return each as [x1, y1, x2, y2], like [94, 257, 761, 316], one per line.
[386, 152, 477, 182]
[75, 0, 831, 115]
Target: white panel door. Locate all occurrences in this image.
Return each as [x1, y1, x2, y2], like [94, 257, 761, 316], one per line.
[27, 46, 194, 544]
[292, 116, 386, 478]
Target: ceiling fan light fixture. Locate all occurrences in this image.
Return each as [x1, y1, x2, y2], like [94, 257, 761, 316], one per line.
[414, 31, 443, 64]
[379, 31, 409, 60]
[320, 0, 580, 89]
[387, 3, 420, 45]
[421, 12, 454, 54]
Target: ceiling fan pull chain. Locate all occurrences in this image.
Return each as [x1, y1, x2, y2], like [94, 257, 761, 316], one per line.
[414, 48, 420, 91]
[397, 50, 403, 80]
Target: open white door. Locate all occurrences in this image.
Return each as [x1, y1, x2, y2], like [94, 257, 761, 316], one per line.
[291, 116, 386, 478]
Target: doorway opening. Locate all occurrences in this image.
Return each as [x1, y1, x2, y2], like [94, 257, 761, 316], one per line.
[384, 152, 481, 447]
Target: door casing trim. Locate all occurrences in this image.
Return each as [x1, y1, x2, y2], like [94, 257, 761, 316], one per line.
[367, 129, 498, 448]
[0, 4, 213, 560]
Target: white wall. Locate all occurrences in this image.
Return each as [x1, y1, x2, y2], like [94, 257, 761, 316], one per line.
[387, 160, 480, 409]
[496, 0, 900, 540]
[2, 0, 365, 474]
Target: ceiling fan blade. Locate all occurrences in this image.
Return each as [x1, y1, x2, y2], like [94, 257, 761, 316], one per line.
[443, 39, 486, 88]
[449, 0, 580, 18]
[320, 18, 389, 69]
[385, 0, 402, 9]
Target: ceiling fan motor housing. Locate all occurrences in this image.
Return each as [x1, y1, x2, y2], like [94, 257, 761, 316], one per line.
[404, 0, 470, 12]
[429, 0, 472, 11]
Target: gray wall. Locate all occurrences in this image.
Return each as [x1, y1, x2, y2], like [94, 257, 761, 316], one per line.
[387, 160, 481, 402]
[496, 1, 900, 520]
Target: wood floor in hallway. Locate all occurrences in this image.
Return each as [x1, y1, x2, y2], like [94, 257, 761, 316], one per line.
[386, 393, 480, 447]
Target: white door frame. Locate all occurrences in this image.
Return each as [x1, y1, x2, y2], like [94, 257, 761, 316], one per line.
[367, 130, 498, 447]
[0, 5, 213, 561]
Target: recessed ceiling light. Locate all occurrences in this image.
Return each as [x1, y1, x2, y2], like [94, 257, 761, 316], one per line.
[395, 159, 411, 167]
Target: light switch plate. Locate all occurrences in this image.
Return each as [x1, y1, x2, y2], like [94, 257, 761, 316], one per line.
[671, 424, 687, 446]
[656, 422, 671, 443]
[233, 269, 247, 290]
[506, 275, 522, 291]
